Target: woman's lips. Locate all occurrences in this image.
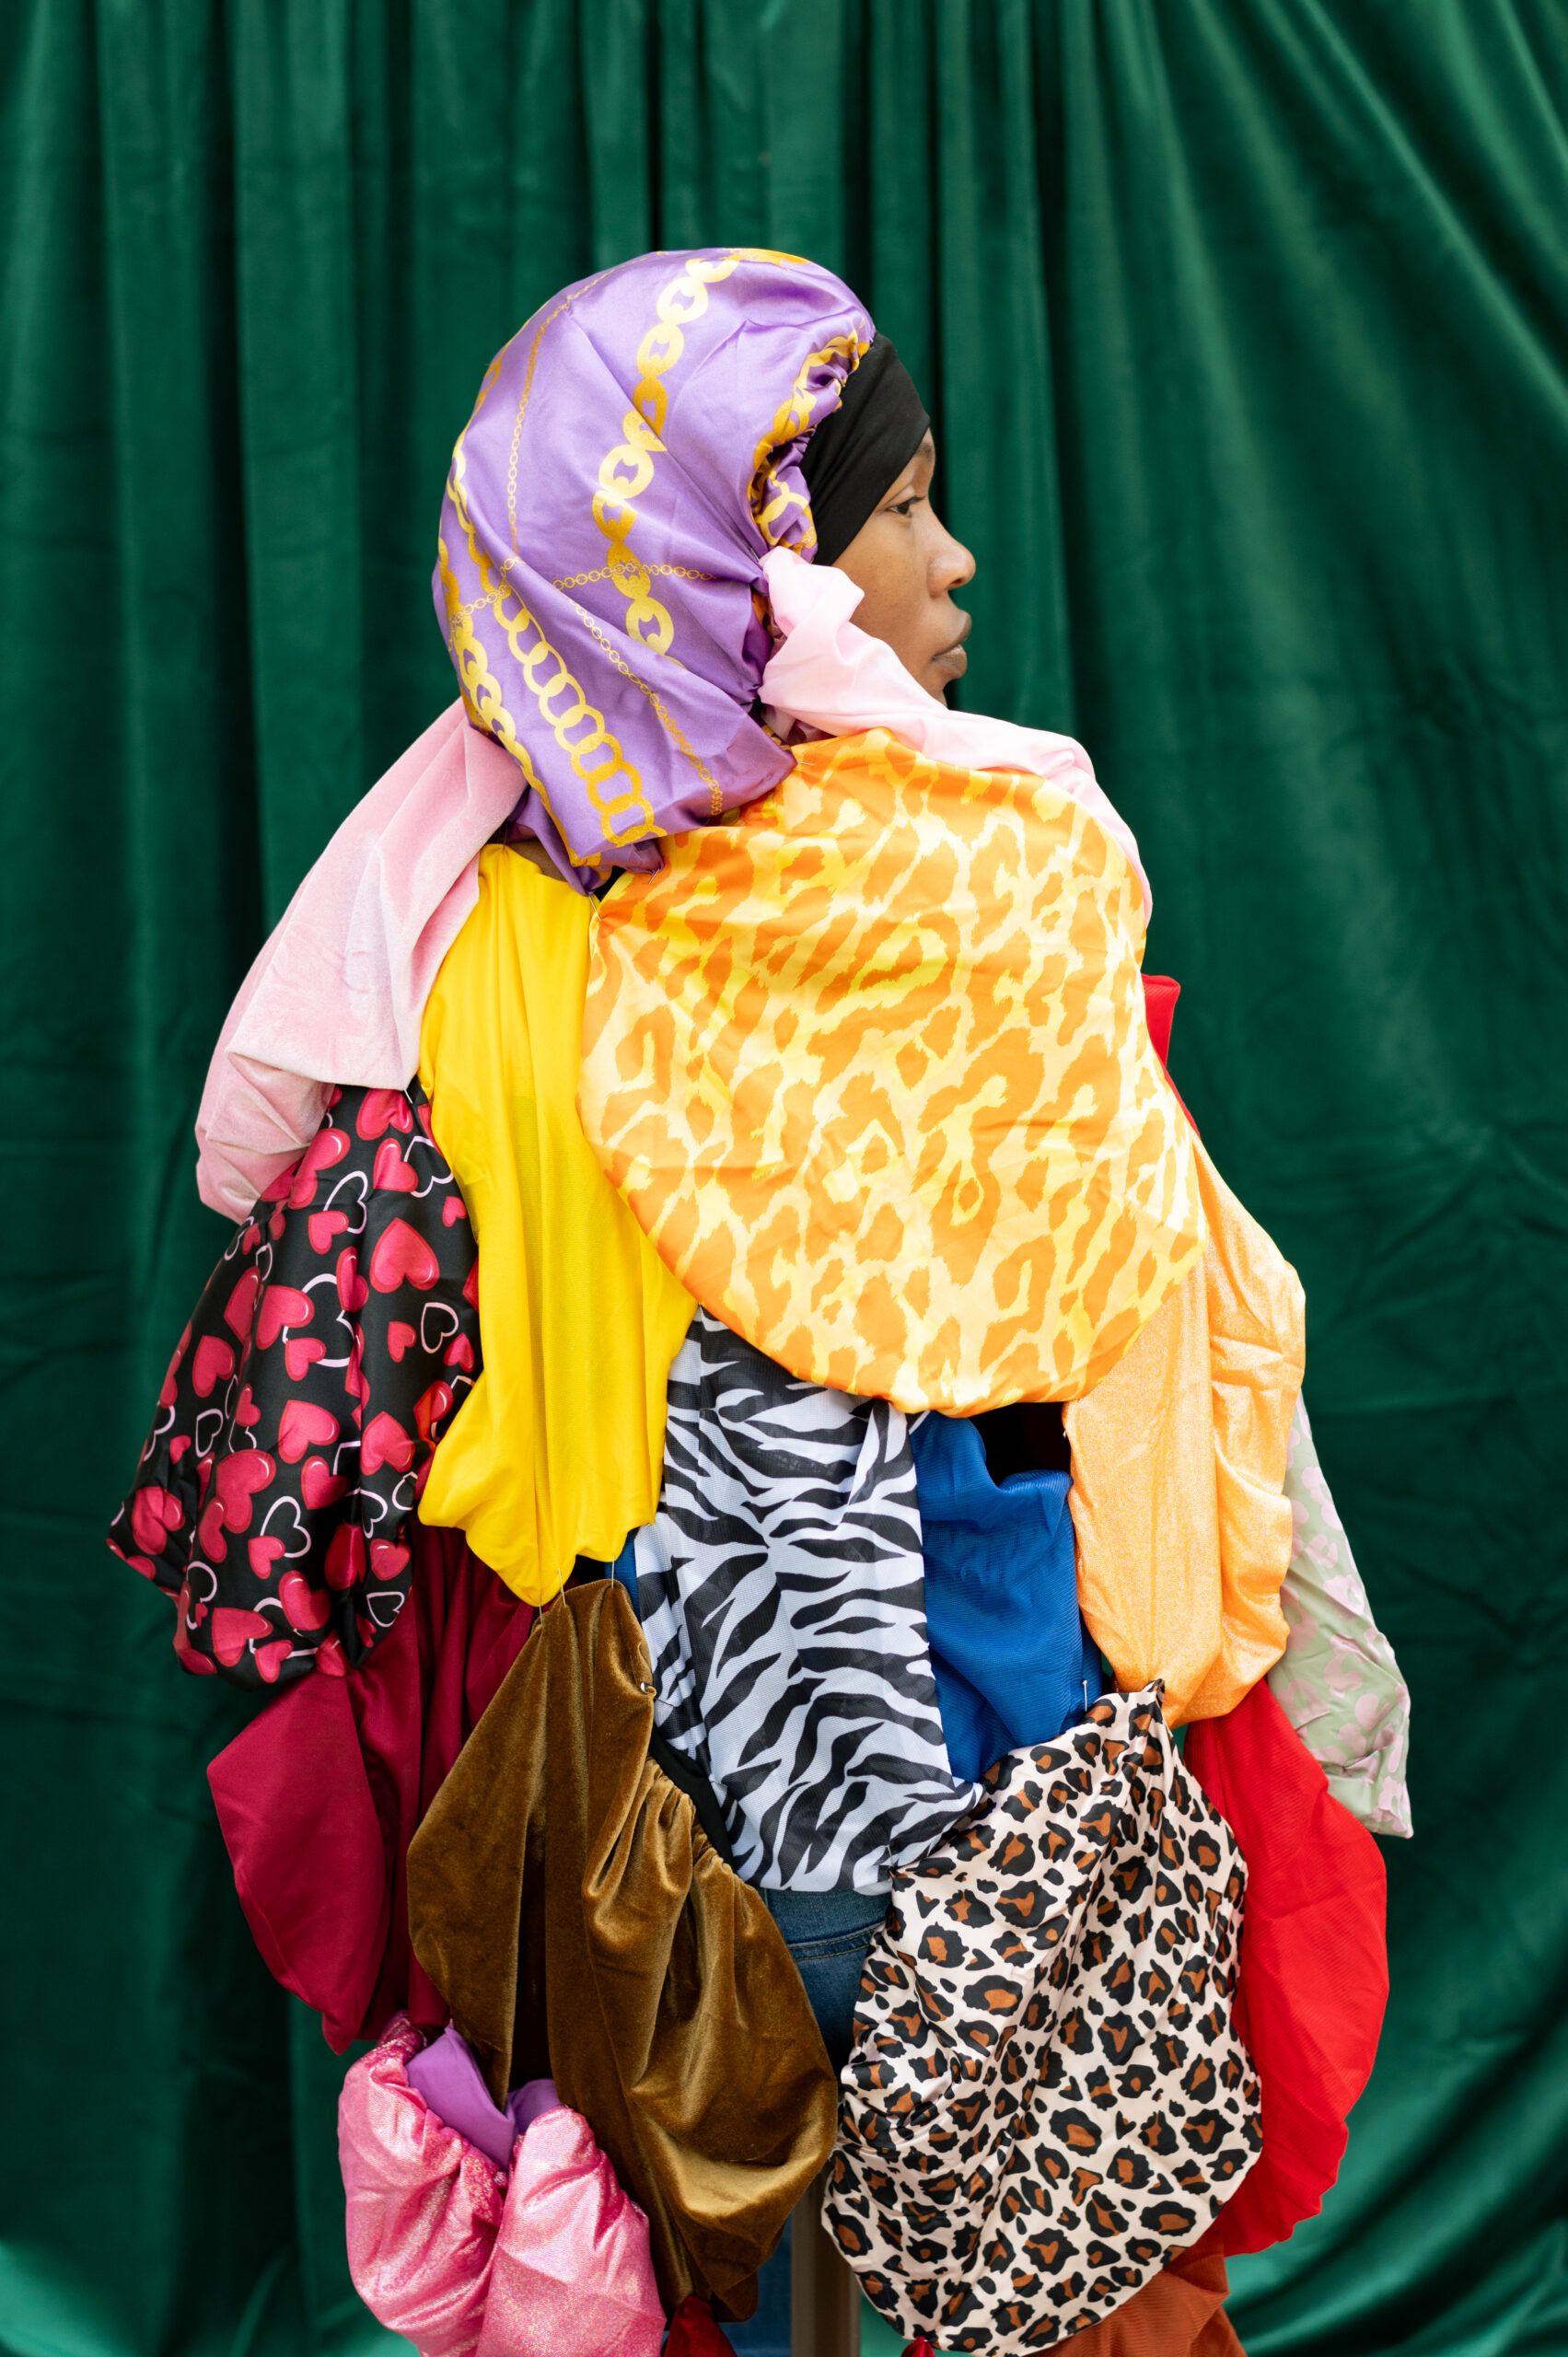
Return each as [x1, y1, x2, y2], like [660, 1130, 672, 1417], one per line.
[932, 610, 971, 684]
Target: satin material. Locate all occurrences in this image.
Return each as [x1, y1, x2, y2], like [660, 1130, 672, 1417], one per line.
[406, 2025, 556, 2174]
[1066, 1131, 1304, 1725]
[340, 2014, 664, 2357]
[407, 1580, 836, 2320]
[580, 728, 1200, 1412]
[826, 1686, 1260, 2349]
[417, 846, 695, 1602]
[1186, 1679, 1388, 2258]
[436, 250, 870, 886]
[909, 1411, 1099, 1781]
[1271, 1397, 1412, 1836]
[477, 2104, 663, 2357]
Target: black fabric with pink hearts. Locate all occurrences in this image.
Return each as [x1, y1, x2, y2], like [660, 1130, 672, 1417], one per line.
[109, 1083, 481, 1689]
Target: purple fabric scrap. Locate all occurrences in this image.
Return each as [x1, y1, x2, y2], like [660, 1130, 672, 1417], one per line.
[405, 2021, 560, 2172]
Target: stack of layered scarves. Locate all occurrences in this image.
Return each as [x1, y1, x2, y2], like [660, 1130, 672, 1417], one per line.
[113, 717, 1408, 2357]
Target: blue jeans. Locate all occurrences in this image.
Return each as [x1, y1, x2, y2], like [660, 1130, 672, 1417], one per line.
[765, 1887, 890, 2074]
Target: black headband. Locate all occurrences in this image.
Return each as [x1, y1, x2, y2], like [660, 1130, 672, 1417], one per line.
[802, 336, 931, 565]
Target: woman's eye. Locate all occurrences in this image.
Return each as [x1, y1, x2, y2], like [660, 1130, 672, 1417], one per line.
[889, 496, 918, 517]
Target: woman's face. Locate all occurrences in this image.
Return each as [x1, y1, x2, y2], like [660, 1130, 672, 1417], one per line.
[831, 433, 975, 699]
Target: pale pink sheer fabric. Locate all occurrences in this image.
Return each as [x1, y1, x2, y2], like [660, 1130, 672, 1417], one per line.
[340, 2014, 663, 2357]
[195, 706, 521, 1221]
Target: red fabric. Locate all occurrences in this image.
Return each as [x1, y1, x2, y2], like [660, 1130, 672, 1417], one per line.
[208, 1519, 532, 2050]
[1184, 1678, 1388, 2256]
[1141, 971, 1197, 1129]
[1141, 972, 1180, 1065]
[664, 2295, 737, 2354]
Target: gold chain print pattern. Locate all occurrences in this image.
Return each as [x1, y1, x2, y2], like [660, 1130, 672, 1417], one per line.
[750, 328, 869, 550]
[590, 250, 819, 653]
[579, 730, 1205, 1413]
[441, 435, 656, 858]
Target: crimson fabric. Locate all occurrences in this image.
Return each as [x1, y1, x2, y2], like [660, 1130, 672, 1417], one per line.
[1185, 1678, 1388, 2258]
[1142, 974, 1180, 1067]
[664, 2297, 738, 2355]
[208, 1521, 531, 2052]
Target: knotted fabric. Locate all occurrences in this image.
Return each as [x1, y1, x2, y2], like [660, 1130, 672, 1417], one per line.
[339, 2012, 664, 2356]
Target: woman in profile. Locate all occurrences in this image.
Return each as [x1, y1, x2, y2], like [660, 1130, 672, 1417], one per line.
[116, 248, 1406, 2357]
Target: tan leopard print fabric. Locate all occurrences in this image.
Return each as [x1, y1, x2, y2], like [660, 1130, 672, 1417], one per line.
[577, 730, 1202, 1413]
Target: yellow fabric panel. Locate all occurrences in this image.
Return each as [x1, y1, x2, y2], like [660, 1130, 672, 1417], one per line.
[417, 845, 695, 1603]
[578, 728, 1202, 1414]
[1065, 1135, 1305, 1724]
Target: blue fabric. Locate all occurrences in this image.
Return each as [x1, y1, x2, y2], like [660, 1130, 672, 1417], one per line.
[911, 1413, 1103, 1782]
[606, 1537, 639, 1610]
[765, 1888, 890, 2074]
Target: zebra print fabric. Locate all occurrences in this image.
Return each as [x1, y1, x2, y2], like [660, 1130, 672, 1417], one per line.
[632, 1309, 978, 1894]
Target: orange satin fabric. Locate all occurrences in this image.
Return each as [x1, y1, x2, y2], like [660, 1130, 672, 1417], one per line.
[578, 729, 1202, 1413]
[1065, 1134, 1304, 1724]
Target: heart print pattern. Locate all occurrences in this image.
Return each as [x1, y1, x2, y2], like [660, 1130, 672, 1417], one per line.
[109, 1083, 481, 1688]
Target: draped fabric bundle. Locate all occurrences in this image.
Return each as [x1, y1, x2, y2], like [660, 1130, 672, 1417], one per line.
[1185, 1681, 1388, 2257]
[630, 1306, 977, 1893]
[1272, 1402, 1412, 1836]
[1065, 1136, 1305, 1727]
[105, 239, 1413, 2357]
[435, 249, 870, 886]
[340, 2013, 665, 2356]
[112, 1081, 481, 1687]
[207, 1525, 532, 2050]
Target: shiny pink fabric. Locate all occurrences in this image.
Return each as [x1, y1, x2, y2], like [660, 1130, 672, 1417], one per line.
[341, 2015, 505, 2357]
[341, 2016, 664, 2357]
[195, 702, 522, 1220]
[477, 2106, 664, 2357]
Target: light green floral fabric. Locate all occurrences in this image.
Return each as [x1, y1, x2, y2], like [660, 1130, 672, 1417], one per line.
[1268, 1398, 1412, 1838]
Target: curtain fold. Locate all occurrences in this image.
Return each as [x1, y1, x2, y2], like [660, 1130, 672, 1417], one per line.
[2, 6, 1564, 2353]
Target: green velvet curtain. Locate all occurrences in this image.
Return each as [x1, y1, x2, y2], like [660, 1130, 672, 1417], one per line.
[3, 4, 1565, 2351]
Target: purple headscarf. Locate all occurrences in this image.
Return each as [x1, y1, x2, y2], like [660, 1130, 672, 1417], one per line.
[434, 249, 872, 886]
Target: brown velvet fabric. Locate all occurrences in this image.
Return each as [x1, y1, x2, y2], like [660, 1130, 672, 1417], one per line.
[406, 1579, 837, 2321]
[1066, 2250, 1243, 2357]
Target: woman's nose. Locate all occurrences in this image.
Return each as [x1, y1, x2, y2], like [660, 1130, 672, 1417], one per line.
[929, 513, 976, 594]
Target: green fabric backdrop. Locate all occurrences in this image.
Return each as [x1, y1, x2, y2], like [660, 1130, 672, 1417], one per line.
[3, 3, 1566, 2351]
